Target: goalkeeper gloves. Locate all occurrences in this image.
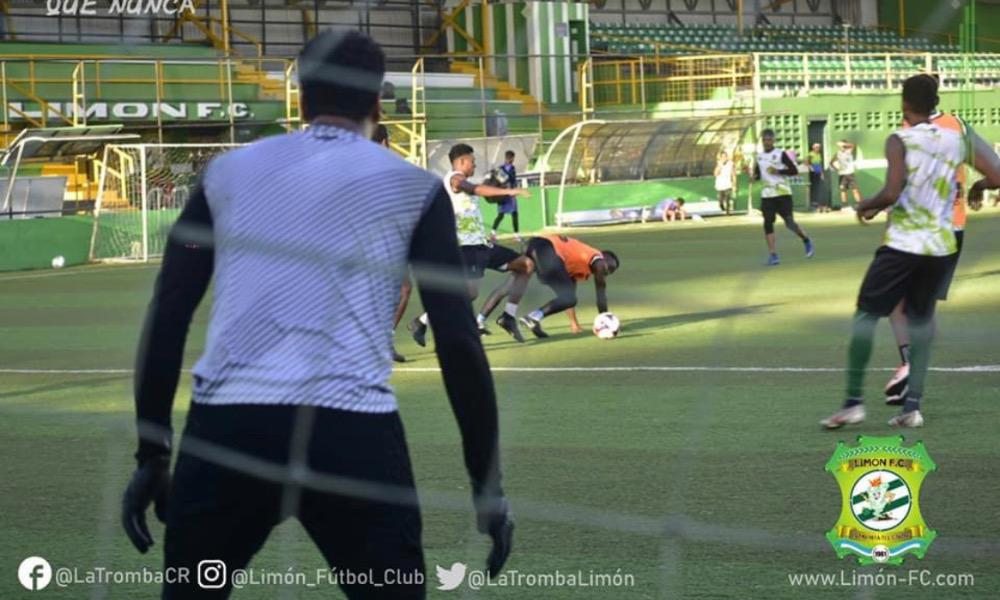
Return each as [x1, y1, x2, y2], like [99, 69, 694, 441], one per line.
[475, 492, 514, 577]
[122, 454, 171, 553]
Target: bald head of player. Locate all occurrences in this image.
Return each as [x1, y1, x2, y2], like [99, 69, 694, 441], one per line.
[298, 29, 385, 136]
[901, 74, 939, 125]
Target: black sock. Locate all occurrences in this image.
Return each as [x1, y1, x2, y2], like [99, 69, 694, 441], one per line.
[902, 393, 921, 414]
[803, 237, 811, 244]
[844, 397, 863, 408]
[898, 344, 910, 364]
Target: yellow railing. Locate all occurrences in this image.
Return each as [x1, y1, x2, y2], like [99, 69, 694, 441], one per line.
[588, 54, 754, 109]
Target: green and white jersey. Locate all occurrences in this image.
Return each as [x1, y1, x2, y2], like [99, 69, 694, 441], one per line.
[444, 170, 489, 247]
[884, 121, 967, 256]
[756, 148, 793, 198]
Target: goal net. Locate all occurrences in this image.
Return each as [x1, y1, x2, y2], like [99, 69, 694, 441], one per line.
[89, 143, 242, 262]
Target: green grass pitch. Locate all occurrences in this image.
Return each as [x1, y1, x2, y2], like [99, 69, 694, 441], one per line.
[2, 212, 999, 598]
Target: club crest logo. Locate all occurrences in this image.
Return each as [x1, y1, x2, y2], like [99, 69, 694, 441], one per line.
[825, 435, 936, 565]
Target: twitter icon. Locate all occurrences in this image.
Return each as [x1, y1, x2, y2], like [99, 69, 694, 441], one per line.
[435, 562, 467, 591]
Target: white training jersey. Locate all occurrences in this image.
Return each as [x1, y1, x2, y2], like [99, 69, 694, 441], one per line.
[756, 148, 793, 198]
[884, 120, 967, 257]
[445, 170, 489, 247]
[836, 148, 857, 175]
[715, 161, 734, 191]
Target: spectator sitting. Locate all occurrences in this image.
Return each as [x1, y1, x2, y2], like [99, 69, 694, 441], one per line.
[655, 197, 686, 222]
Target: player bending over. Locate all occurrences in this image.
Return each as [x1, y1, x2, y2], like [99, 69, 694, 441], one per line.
[752, 129, 814, 265]
[517, 234, 619, 338]
[409, 143, 534, 344]
[821, 74, 1000, 430]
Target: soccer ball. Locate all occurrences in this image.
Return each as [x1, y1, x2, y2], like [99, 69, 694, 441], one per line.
[592, 312, 621, 339]
[51, 255, 65, 269]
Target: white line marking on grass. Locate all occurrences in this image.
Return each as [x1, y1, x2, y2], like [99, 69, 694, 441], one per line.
[3, 365, 999, 375]
[0, 264, 156, 282]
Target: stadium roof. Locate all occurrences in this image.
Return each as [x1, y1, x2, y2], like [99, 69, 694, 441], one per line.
[1, 125, 136, 166]
[541, 116, 760, 186]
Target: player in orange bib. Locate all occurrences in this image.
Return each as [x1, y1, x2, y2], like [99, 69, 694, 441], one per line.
[882, 110, 973, 404]
[518, 235, 619, 338]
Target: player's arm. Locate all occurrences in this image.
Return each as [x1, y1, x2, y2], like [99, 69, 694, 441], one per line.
[777, 151, 799, 176]
[968, 131, 1000, 207]
[452, 174, 529, 203]
[566, 307, 583, 334]
[856, 134, 906, 221]
[409, 182, 513, 576]
[124, 182, 214, 553]
[593, 259, 611, 313]
[752, 161, 761, 181]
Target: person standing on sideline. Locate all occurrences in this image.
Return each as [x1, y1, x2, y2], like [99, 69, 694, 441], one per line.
[714, 150, 736, 214]
[806, 143, 827, 212]
[121, 31, 514, 599]
[491, 150, 521, 241]
[831, 140, 862, 210]
[751, 129, 815, 266]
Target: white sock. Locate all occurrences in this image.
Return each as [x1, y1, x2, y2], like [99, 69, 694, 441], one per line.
[418, 313, 428, 325]
[528, 310, 544, 321]
[504, 302, 518, 317]
[477, 314, 486, 327]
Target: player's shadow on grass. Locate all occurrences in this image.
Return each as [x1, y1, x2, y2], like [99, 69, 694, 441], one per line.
[0, 374, 129, 401]
[622, 303, 781, 337]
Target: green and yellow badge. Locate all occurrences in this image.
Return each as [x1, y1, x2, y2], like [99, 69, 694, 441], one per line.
[825, 435, 937, 565]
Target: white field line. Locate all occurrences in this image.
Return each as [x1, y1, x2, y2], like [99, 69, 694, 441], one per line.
[2, 365, 999, 375]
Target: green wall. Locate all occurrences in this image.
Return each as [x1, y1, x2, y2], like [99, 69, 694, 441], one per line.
[878, 0, 1000, 52]
[0, 216, 94, 272]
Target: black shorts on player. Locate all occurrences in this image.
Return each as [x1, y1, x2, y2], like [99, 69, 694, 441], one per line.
[857, 246, 955, 320]
[460, 244, 521, 279]
[760, 195, 797, 235]
[839, 174, 859, 191]
[936, 229, 964, 301]
[524, 237, 576, 309]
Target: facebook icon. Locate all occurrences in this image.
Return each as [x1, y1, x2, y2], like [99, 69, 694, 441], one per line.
[18, 557, 52, 591]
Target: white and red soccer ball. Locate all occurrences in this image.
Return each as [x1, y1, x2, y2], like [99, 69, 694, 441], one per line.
[592, 312, 621, 339]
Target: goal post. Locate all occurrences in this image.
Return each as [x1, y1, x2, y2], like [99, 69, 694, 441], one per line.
[89, 143, 242, 263]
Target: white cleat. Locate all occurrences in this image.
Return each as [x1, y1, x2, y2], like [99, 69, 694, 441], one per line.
[820, 404, 866, 430]
[884, 363, 909, 405]
[888, 410, 924, 428]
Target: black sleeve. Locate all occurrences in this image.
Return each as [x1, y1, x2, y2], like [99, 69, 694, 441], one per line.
[752, 162, 761, 181]
[134, 184, 214, 463]
[779, 151, 799, 175]
[409, 183, 502, 497]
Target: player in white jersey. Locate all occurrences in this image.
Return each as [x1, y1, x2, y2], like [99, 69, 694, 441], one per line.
[830, 140, 862, 210]
[752, 129, 814, 265]
[409, 143, 534, 344]
[822, 74, 1000, 430]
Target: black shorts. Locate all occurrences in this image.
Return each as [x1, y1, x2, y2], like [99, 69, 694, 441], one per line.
[761, 195, 794, 220]
[460, 243, 520, 280]
[936, 229, 964, 301]
[525, 237, 574, 290]
[857, 246, 956, 319]
[163, 403, 424, 599]
[839, 174, 858, 191]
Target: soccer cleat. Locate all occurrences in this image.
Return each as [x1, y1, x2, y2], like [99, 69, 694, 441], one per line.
[519, 315, 549, 339]
[407, 318, 427, 348]
[804, 239, 815, 258]
[820, 404, 866, 429]
[767, 253, 780, 266]
[392, 348, 406, 363]
[478, 324, 492, 336]
[884, 363, 910, 406]
[888, 409, 924, 428]
[496, 313, 525, 343]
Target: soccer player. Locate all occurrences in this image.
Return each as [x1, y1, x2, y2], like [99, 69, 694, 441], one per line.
[661, 197, 687, 222]
[409, 144, 534, 344]
[830, 140, 862, 210]
[518, 234, 619, 338]
[714, 151, 736, 214]
[753, 129, 814, 265]
[821, 74, 1000, 429]
[882, 107, 974, 404]
[490, 150, 521, 241]
[121, 31, 513, 599]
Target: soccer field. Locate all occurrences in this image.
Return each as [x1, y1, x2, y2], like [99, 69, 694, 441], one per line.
[2, 212, 999, 599]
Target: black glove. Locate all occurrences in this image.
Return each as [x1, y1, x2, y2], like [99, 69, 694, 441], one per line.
[475, 492, 514, 577]
[122, 455, 171, 553]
